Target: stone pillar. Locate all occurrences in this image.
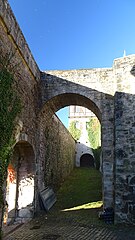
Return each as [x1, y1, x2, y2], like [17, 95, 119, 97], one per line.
[102, 96, 114, 209]
[113, 55, 135, 224]
[114, 92, 135, 223]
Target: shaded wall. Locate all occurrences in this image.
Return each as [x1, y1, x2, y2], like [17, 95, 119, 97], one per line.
[37, 107, 76, 192]
[0, 0, 39, 220]
[114, 56, 135, 224]
[114, 92, 135, 223]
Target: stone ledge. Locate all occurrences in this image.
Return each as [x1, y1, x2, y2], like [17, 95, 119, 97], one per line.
[0, 0, 40, 81]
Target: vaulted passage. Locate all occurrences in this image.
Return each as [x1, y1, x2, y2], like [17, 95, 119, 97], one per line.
[5, 141, 35, 224]
[80, 154, 95, 168]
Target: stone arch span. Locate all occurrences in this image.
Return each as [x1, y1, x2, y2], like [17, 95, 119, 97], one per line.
[40, 71, 109, 121]
[39, 74, 115, 210]
[41, 93, 101, 122]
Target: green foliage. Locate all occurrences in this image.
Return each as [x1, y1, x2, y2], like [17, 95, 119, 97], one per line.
[87, 118, 101, 149]
[68, 121, 81, 141]
[0, 52, 21, 237]
[86, 118, 101, 170]
[92, 147, 101, 170]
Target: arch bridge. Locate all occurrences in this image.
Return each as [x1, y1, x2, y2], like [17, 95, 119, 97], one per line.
[40, 68, 115, 209]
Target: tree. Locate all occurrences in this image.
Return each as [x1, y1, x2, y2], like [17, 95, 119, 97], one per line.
[0, 52, 21, 239]
[68, 121, 81, 141]
[87, 117, 101, 170]
[87, 117, 100, 149]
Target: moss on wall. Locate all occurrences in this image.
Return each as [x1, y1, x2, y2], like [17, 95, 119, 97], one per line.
[38, 109, 76, 192]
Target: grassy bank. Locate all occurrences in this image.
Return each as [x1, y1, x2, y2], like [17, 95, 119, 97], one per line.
[51, 167, 103, 226]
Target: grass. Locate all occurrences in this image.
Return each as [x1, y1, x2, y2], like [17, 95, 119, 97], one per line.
[50, 167, 104, 226]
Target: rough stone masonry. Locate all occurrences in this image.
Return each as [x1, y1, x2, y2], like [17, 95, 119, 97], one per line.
[1, 0, 135, 224]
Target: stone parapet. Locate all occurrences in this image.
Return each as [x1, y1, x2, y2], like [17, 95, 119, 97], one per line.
[0, 0, 40, 81]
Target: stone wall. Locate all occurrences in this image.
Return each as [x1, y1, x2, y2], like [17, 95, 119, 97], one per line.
[0, 0, 40, 80]
[37, 106, 76, 192]
[0, 0, 40, 149]
[76, 142, 94, 167]
[114, 92, 135, 223]
[0, 0, 41, 222]
[114, 56, 135, 224]
[44, 68, 116, 96]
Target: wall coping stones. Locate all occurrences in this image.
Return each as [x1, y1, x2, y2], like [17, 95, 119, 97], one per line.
[0, 0, 40, 82]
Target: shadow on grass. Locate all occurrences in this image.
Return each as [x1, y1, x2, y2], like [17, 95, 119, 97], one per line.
[49, 168, 104, 226]
[50, 203, 104, 227]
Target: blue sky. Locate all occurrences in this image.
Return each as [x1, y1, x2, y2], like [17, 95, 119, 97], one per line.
[8, 0, 135, 127]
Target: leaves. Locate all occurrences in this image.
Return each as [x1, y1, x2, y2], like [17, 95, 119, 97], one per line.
[68, 121, 81, 141]
[87, 118, 101, 149]
[0, 52, 21, 233]
[86, 118, 101, 170]
[0, 68, 21, 150]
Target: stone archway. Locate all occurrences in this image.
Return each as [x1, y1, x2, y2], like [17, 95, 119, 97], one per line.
[80, 153, 95, 168]
[6, 141, 35, 224]
[39, 71, 115, 210]
[38, 86, 115, 209]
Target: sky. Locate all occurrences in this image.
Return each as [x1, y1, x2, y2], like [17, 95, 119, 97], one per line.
[8, 0, 135, 127]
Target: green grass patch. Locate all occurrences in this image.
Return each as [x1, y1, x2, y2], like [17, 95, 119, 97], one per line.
[51, 167, 104, 226]
[56, 167, 102, 209]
